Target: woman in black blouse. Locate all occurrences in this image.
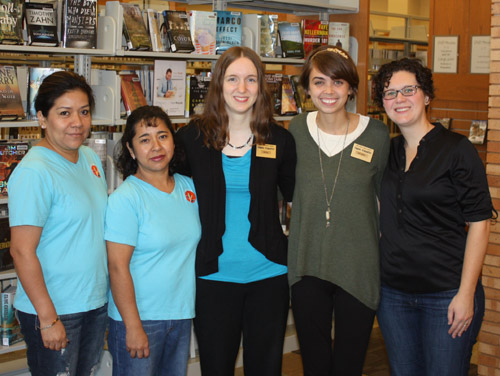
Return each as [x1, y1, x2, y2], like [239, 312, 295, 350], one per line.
[373, 58, 494, 376]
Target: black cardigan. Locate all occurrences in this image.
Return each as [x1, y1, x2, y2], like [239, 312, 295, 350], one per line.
[177, 121, 297, 276]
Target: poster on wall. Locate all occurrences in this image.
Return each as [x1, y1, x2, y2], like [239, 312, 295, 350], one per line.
[433, 36, 459, 74]
[470, 36, 490, 74]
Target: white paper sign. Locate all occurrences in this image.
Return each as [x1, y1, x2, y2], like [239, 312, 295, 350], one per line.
[433, 36, 459, 73]
[471, 36, 490, 74]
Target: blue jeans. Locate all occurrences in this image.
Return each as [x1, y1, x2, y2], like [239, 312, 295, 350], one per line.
[377, 282, 484, 376]
[108, 318, 192, 376]
[17, 304, 108, 376]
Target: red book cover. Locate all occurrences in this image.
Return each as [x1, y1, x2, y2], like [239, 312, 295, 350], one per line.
[120, 73, 148, 115]
[302, 20, 328, 57]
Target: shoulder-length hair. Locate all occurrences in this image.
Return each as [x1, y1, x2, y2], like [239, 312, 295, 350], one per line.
[195, 46, 274, 150]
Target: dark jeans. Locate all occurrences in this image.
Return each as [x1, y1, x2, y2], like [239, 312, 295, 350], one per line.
[291, 276, 376, 376]
[377, 282, 485, 376]
[108, 318, 191, 376]
[17, 304, 108, 376]
[194, 274, 289, 376]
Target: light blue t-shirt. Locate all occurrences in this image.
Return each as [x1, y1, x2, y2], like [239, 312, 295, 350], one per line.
[202, 150, 287, 283]
[105, 174, 201, 321]
[8, 146, 108, 315]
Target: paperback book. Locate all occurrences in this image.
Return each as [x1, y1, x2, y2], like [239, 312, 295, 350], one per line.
[291, 75, 316, 112]
[1, 284, 22, 346]
[216, 11, 241, 54]
[62, 0, 97, 49]
[0, 217, 12, 272]
[121, 3, 151, 51]
[265, 73, 282, 115]
[189, 11, 217, 55]
[0, 66, 25, 120]
[0, 0, 23, 45]
[302, 19, 328, 56]
[278, 22, 304, 58]
[153, 60, 187, 117]
[260, 15, 279, 58]
[328, 22, 349, 52]
[24, 2, 59, 46]
[281, 75, 298, 115]
[28, 67, 64, 119]
[163, 11, 194, 53]
[120, 73, 148, 115]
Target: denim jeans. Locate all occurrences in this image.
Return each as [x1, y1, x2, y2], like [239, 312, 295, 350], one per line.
[377, 282, 485, 376]
[17, 304, 108, 376]
[108, 318, 191, 376]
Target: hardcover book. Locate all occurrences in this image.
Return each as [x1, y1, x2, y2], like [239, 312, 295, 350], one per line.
[24, 2, 58, 46]
[216, 11, 241, 54]
[260, 15, 279, 58]
[328, 22, 349, 52]
[28, 67, 64, 119]
[153, 59, 187, 117]
[0, 66, 26, 120]
[121, 3, 151, 51]
[62, 0, 97, 49]
[189, 10, 217, 55]
[120, 73, 148, 116]
[302, 19, 328, 56]
[147, 9, 163, 52]
[0, 0, 23, 45]
[265, 73, 282, 115]
[187, 75, 210, 117]
[281, 75, 298, 115]
[0, 217, 12, 272]
[0, 141, 28, 197]
[291, 75, 316, 112]
[163, 11, 194, 53]
[278, 22, 304, 58]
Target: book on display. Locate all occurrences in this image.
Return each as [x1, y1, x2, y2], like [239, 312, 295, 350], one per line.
[62, 0, 97, 48]
[216, 11, 241, 54]
[189, 10, 217, 55]
[0, 65, 26, 120]
[278, 22, 304, 58]
[121, 3, 152, 51]
[24, 2, 59, 46]
[0, 0, 23, 45]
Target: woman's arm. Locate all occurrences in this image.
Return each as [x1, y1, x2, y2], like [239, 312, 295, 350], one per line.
[107, 240, 149, 359]
[10, 226, 67, 350]
[447, 219, 490, 338]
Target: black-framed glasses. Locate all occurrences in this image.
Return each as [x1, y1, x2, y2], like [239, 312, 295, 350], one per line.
[382, 85, 421, 100]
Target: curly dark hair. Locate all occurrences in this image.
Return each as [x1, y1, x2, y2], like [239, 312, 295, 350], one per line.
[115, 106, 183, 179]
[372, 58, 434, 108]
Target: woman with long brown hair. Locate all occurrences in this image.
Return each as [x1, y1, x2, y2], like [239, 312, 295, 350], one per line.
[177, 46, 296, 375]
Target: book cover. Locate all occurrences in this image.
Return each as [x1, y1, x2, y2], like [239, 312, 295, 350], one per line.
[24, 2, 58, 47]
[0, 142, 28, 197]
[189, 10, 216, 55]
[120, 73, 148, 116]
[62, 0, 97, 49]
[469, 120, 487, 144]
[0, 66, 26, 120]
[302, 19, 328, 56]
[1, 284, 22, 346]
[216, 11, 241, 55]
[281, 75, 298, 115]
[0, 217, 12, 272]
[0, 0, 23, 45]
[28, 67, 64, 119]
[278, 22, 304, 58]
[291, 75, 316, 112]
[153, 60, 187, 117]
[328, 22, 349, 52]
[241, 14, 260, 54]
[121, 3, 151, 51]
[260, 15, 279, 58]
[265, 73, 282, 115]
[187, 75, 210, 116]
[163, 11, 194, 53]
[147, 9, 163, 52]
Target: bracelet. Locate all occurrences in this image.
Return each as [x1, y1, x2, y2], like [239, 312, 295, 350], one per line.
[37, 316, 60, 331]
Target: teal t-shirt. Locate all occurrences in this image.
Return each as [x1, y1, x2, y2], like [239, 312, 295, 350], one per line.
[105, 174, 201, 320]
[202, 150, 287, 283]
[8, 146, 108, 315]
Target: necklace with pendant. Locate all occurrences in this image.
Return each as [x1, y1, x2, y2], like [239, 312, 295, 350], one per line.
[227, 134, 253, 149]
[317, 118, 350, 228]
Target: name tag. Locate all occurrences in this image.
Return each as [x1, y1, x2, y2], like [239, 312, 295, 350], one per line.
[351, 143, 374, 163]
[256, 144, 276, 159]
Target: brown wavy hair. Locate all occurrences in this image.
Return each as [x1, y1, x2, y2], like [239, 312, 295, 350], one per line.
[195, 46, 274, 150]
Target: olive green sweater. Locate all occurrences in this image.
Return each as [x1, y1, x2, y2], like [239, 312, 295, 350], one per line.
[288, 113, 390, 310]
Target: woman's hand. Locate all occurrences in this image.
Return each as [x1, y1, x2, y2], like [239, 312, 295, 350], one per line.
[126, 326, 150, 358]
[447, 291, 474, 339]
[40, 319, 68, 351]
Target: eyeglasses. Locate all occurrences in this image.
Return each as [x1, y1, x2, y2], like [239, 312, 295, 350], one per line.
[382, 85, 421, 100]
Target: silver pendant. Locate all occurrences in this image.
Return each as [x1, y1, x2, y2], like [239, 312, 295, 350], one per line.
[326, 209, 331, 228]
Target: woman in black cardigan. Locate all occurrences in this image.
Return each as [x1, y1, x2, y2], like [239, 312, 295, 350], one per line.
[177, 46, 296, 376]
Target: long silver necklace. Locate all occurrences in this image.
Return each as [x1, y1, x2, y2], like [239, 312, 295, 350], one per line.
[317, 118, 350, 228]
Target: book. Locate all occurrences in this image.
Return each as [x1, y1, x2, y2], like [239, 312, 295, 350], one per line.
[265, 73, 282, 115]
[163, 11, 194, 53]
[1, 284, 22, 346]
[328, 22, 349, 52]
[0, 0, 23, 45]
[291, 75, 316, 112]
[28, 67, 64, 119]
[186, 75, 210, 117]
[189, 10, 217, 55]
[0, 141, 29, 196]
[146, 9, 163, 52]
[0, 66, 26, 120]
[278, 22, 304, 58]
[216, 11, 242, 54]
[0, 217, 12, 272]
[121, 3, 151, 51]
[24, 2, 59, 46]
[281, 75, 298, 115]
[260, 15, 279, 58]
[153, 60, 187, 117]
[62, 0, 97, 49]
[469, 120, 487, 144]
[120, 73, 148, 116]
[241, 14, 260, 54]
[302, 19, 328, 56]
